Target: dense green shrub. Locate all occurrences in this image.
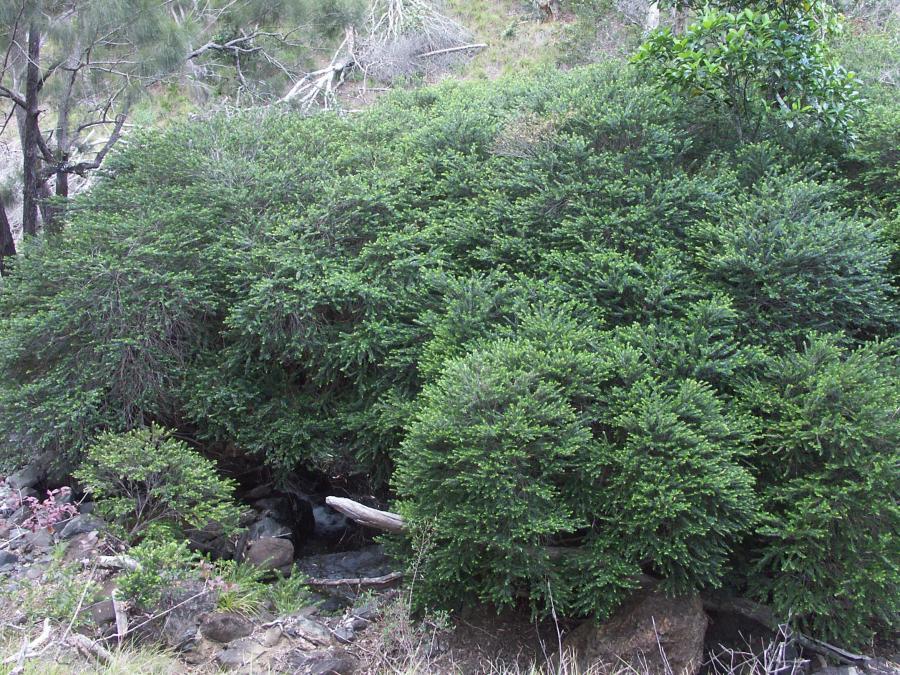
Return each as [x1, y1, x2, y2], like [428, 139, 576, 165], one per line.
[739, 335, 900, 645]
[0, 61, 897, 644]
[75, 425, 241, 541]
[395, 311, 758, 618]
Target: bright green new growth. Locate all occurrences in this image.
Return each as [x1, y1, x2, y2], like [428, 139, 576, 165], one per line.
[75, 425, 241, 542]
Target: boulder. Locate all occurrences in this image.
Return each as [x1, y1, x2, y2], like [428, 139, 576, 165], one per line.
[244, 537, 294, 572]
[560, 582, 708, 675]
[59, 514, 105, 539]
[0, 550, 18, 569]
[88, 599, 117, 626]
[62, 531, 100, 564]
[215, 636, 268, 670]
[24, 529, 53, 551]
[200, 612, 255, 643]
[6, 464, 42, 491]
[156, 583, 217, 650]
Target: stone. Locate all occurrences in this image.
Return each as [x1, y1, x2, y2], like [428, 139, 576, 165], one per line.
[244, 536, 294, 571]
[158, 584, 217, 650]
[261, 626, 284, 648]
[200, 612, 255, 643]
[88, 599, 117, 626]
[332, 626, 354, 644]
[290, 649, 359, 675]
[290, 617, 334, 646]
[7, 464, 42, 490]
[0, 551, 18, 567]
[59, 514, 105, 539]
[560, 582, 708, 675]
[62, 531, 100, 564]
[24, 529, 53, 551]
[215, 637, 267, 670]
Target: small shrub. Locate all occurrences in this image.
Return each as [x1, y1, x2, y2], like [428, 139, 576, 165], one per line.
[13, 487, 78, 533]
[266, 570, 313, 616]
[118, 538, 202, 608]
[209, 560, 268, 617]
[75, 425, 241, 542]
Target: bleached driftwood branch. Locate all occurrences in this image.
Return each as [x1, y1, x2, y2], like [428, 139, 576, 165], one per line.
[325, 496, 406, 533]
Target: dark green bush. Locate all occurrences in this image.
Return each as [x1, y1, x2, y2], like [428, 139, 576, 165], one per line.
[739, 335, 900, 645]
[0, 61, 897, 645]
[395, 311, 758, 618]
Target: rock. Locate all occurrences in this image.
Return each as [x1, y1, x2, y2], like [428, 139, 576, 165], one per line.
[7, 464, 42, 490]
[24, 529, 53, 551]
[59, 514, 105, 539]
[158, 584, 217, 650]
[244, 537, 294, 572]
[9, 506, 30, 526]
[88, 599, 116, 625]
[290, 649, 359, 675]
[332, 626, 354, 644]
[290, 617, 334, 646]
[200, 612, 255, 643]
[814, 669, 861, 675]
[79, 502, 96, 515]
[560, 582, 708, 675]
[24, 562, 48, 580]
[62, 531, 100, 564]
[215, 637, 267, 670]
[0, 551, 18, 567]
[188, 521, 235, 559]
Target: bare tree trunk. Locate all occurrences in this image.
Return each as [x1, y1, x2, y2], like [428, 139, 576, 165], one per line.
[21, 24, 42, 237]
[645, 1, 660, 31]
[0, 193, 15, 277]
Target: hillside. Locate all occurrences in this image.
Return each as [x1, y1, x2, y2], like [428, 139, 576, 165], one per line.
[0, 1, 898, 673]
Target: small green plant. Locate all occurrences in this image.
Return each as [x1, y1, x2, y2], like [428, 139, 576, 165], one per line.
[15, 557, 101, 625]
[75, 425, 241, 542]
[266, 570, 313, 616]
[118, 538, 202, 608]
[210, 560, 268, 617]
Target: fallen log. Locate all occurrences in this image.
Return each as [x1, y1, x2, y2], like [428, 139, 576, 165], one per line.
[305, 571, 404, 587]
[325, 496, 406, 534]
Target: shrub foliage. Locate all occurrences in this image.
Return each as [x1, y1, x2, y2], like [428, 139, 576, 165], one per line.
[0, 62, 896, 645]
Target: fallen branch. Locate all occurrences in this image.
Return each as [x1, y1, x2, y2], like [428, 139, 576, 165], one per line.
[325, 496, 406, 534]
[97, 554, 140, 571]
[68, 633, 113, 665]
[416, 43, 487, 58]
[3, 618, 51, 669]
[305, 571, 404, 587]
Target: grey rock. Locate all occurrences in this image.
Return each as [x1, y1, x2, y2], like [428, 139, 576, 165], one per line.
[560, 581, 708, 675]
[7, 465, 42, 490]
[290, 616, 334, 645]
[159, 585, 216, 650]
[59, 514, 105, 539]
[9, 505, 30, 526]
[332, 626, 354, 644]
[200, 612, 254, 643]
[244, 536, 294, 571]
[290, 649, 358, 675]
[0, 551, 18, 567]
[88, 599, 116, 625]
[24, 529, 53, 551]
[214, 637, 264, 670]
[62, 531, 100, 564]
[78, 501, 95, 515]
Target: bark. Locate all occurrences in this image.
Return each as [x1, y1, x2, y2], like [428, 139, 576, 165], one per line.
[0, 193, 15, 277]
[21, 24, 42, 237]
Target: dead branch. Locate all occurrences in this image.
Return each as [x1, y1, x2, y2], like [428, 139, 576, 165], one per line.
[97, 554, 140, 571]
[3, 618, 51, 669]
[304, 571, 404, 587]
[325, 496, 406, 534]
[416, 43, 487, 58]
[68, 633, 113, 665]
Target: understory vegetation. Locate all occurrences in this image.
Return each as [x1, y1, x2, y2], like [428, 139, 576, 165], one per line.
[0, 0, 897, 654]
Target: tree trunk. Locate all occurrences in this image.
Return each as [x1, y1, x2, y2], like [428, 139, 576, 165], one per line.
[0, 194, 16, 277]
[21, 24, 43, 237]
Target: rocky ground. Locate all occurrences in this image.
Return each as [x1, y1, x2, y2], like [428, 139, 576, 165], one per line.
[1, 461, 898, 675]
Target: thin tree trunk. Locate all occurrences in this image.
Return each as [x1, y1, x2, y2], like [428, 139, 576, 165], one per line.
[22, 24, 43, 237]
[0, 193, 16, 277]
